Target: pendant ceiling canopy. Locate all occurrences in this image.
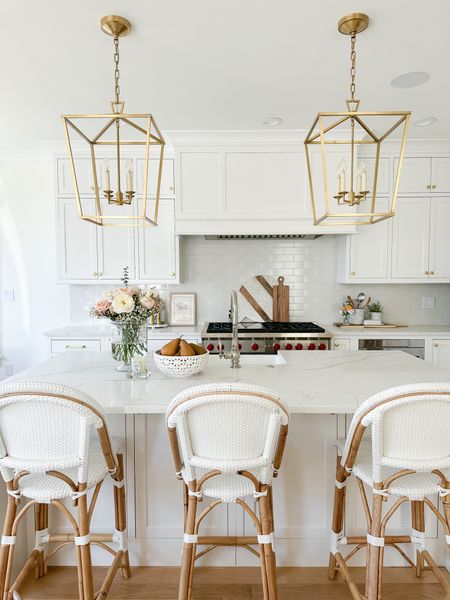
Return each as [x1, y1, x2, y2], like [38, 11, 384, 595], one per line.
[304, 13, 411, 226]
[61, 15, 165, 227]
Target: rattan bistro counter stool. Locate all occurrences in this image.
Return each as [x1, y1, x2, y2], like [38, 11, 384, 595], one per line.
[166, 382, 289, 600]
[0, 381, 130, 600]
[329, 383, 450, 600]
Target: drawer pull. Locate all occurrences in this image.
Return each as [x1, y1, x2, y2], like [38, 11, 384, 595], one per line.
[426, 184, 431, 190]
[434, 343, 439, 347]
[351, 271, 356, 276]
[432, 184, 437, 189]
[334, 343, 340, 347]
[98, 272, 103, 277]
[65, 344, 87, 350]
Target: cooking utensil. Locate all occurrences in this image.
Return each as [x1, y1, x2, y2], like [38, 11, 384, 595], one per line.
[360, 296, 371, 309]
[356, 292, 366, 308]
[347, 295, 355, 308]
[273, 276, 289, 321]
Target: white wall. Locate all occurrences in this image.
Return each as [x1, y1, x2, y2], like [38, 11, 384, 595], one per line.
[69, 236, 450, 327]
[0, 159, 68, 375]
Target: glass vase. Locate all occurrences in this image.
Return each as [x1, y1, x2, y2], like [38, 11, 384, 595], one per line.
[111, 321, 147, 371]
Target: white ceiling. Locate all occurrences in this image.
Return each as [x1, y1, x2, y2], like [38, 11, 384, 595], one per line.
[1, 0, 449, 149]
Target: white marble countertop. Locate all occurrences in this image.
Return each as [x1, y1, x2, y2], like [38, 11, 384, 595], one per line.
[325, 324, 450, 337]
[7, 350, 450, 415]
[44, 325, 203, 339]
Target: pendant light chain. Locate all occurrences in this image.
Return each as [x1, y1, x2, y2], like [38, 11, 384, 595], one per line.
[349, 31, 357, 103]
[113, 36, 121, 104]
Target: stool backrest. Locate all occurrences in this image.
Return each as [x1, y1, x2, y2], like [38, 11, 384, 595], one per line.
[341, 383, 450, 481]
[166, 383, 289, 482]
[0, 381, 115, 484]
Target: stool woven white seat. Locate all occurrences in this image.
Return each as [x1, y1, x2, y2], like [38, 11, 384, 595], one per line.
[0, 381, 131, 600]
[329, 383, 450, 600]
[166, 382, 289, 600]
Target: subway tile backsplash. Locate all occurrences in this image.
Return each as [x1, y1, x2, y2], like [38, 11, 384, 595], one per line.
[69, 236, 450, 326]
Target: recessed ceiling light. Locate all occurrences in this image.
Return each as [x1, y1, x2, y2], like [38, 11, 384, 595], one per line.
[390, 71, 430, 89]
[413, 116, 437, 127]
[263, 117, 283, 126]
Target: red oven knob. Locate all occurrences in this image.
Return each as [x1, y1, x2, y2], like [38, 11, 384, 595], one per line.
[273, 343, 281, 351]
[285, 343, 293, 350]
[308, 343, 316, 350]
[217, 344, 224, 351]
[238, 343, 242, 350]
[251, 343, 259, 351]
[206, 343, 214, 351]
[318, 343, 327, 350]
[295, 343, 303, 350]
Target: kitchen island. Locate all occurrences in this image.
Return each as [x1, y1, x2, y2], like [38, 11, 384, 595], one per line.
[6, 351, 450, 569]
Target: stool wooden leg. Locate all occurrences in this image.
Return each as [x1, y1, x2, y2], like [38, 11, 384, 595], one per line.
[179, 493, 198, 600]
[259, 492, 277, 600]
[366, 491, 384, 600]
[411, 500, 425, 578]
[77, 490, 94, 600]
[0, 494, 17, 599]
[329, 457, 347, 580]
[113, 453, 131, 580]
[34, 504, 48, 580]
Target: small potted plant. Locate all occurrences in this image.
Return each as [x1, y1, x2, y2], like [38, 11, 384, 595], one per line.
[368, 301, 383, 323]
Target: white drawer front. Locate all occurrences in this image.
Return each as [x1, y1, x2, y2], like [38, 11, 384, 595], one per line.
[51, 339, 102, 354]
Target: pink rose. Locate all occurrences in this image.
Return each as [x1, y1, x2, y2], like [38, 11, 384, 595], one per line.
[119, 287, 141, 296]
[94, 299, 111, 316]
[140, 296, 155, 310]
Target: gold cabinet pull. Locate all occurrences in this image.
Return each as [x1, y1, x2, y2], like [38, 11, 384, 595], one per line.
[429, 271, 435, 275]
[434, 343, 439, 347]
[93, 272, 98, 277]
[432, 184, 437, 189]
[170, 271, 175, 276]
[351, 271, 356, 276]
[425, 271, 429, 275]
[426, 184, 431, 190]
[65, 344, 87, 349]
[98, 272, 103, 277]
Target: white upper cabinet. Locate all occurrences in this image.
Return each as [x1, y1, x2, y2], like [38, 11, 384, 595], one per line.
[136, 159, 175, 197]
[391, 197, 430, 279]
[137, 199, 178, 282]
[348, 199, 391, 280]
[57, 197, 99, 280]
[394, 157, 431, 194]
[58, 159, 98, 196]
[431, 158, 450, 193]
[428, 196, 450, 279]
[96, 202, 136, 281]
[394, 157, 450, 194]
[178, 151, 223, 217]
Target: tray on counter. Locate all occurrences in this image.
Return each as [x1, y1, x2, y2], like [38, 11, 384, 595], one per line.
[334, 323, 407, 329]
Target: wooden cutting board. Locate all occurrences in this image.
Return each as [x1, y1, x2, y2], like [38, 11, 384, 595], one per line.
[273, 276, 289, 321]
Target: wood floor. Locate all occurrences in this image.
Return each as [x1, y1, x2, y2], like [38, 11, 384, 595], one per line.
[18, 566, 449, 599]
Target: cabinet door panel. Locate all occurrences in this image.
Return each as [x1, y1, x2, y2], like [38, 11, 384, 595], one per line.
[391, 197, 430, 279]
[138, 199, 177, 281]
[428, 197, 450, 279]
[332, 338, 352, 351]
[431, 339, 450, 370]
[58, 159, 98, 196]
[349, 198, 390, 279]
[431, 157, 450, 194]
[96, 202, 136, 280]
[58, 198, 98, 280]
[394, 157, 431, 194]
[136, 158, 175, 197]
[225, 152, 306, 216]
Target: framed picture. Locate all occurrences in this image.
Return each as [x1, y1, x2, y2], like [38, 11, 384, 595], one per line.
[169, 293, 196, 326]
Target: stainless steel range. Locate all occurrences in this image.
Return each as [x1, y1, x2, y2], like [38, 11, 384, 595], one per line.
[202, 321, 332, 354]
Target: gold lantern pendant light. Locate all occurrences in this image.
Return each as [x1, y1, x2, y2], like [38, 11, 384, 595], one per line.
[305, 13, 411, 226]
[62, 15, 165, 226]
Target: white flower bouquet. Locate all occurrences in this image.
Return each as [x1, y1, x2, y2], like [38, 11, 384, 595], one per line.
[90, 267, 164, 369]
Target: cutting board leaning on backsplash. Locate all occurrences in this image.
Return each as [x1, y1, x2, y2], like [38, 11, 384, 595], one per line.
[238, 275, 289, 322]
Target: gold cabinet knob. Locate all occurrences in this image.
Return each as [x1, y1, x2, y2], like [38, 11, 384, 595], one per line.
[426, 184, 431, 190]
[434, 343, 439, 347]
[90, 185, 95, 191]
[334, 342, 339, 347]
[169, 186, 174, 192]
[98, 272, 103, 277]
[351, 271, 356, 276]
[432, 184, 437, 189]
[93, 272, 98, 277]
[430, 271, 435, 275]
[425, 271, 429, 275]
[170, 271, 175, 277]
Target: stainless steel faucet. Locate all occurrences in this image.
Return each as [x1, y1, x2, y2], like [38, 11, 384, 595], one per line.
[219, 290, 241, 368]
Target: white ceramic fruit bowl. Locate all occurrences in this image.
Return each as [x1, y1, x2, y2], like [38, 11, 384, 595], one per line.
[153, 350, 209, 378]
